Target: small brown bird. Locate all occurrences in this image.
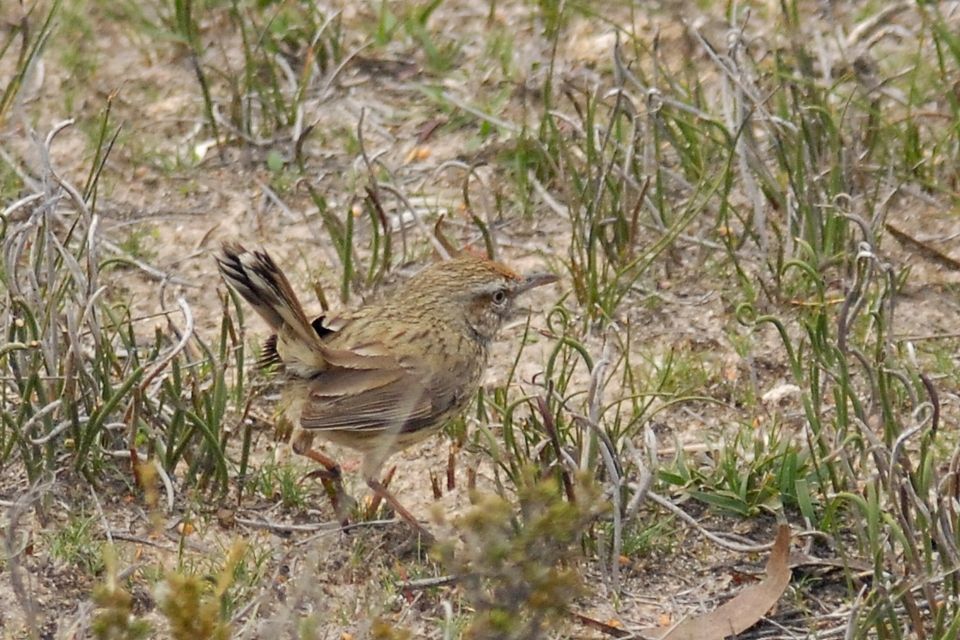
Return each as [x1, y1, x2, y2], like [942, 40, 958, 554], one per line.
[217, 243, 556, 535]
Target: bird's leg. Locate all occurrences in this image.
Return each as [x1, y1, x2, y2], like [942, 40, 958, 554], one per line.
[366, 476, 434, 543]
[363, 465, 396, 519]
[295, 441, 354, 524]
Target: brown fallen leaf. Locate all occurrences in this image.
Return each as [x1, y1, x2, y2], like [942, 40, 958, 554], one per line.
[571, 611, 631, 638]
[642, 524, 792, 640]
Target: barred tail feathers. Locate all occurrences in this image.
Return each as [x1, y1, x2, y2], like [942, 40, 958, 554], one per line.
[217, 243, 326, 376]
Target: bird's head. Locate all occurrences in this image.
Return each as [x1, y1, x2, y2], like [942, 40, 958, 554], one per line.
[410, 255, 557, 342]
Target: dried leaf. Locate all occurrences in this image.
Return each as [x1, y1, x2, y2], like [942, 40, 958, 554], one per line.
[642, 524, 791, 640]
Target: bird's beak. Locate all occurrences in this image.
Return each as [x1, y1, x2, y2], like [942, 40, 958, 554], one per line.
[515, 272, 559, 295]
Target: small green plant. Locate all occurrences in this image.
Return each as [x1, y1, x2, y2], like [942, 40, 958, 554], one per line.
[116, 224, 159, 261]
[48, 512, 104, 574]
[435, 473, 602, 639]
[369, 0, 460, 72]
[661, 420, 811, 518]
[254, 461, 309, 509]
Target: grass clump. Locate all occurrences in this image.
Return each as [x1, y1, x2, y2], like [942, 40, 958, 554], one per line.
[47, 512, 105, 575]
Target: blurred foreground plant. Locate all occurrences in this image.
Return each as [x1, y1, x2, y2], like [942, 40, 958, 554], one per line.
[435, 473, 603, 639]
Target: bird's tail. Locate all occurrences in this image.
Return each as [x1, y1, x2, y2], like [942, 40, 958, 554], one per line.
[217, 243, 327, 376]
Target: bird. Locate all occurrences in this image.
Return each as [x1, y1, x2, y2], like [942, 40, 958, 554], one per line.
[217, 242, 557, 537]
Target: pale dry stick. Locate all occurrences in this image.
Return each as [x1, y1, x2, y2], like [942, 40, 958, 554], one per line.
[0, 146, 42, 193]
[936, 473, 960, 567]
[431, 88, 520, 134]
[686, 22, 789, 189]
[642, 88, 664, 232]
[622, 427, 657, 525]
[580, 339, 613, 473]
[211, 103, 278, 147]
[377, 182, 452, 260]
[844, 585, 870, 640]
[48, 219, 89, 289]
[20, 399, 62, 441]
[646, 491, 773, 553]
[402, 575, 459, 591]
[812, 21, 835, 86]
[595, 442, 625, 593]
[355, 106, 413, 259]
[89, 483, 113, 546]
[844, 2, 914, 51]
[616, 92, 641, 238]
[235, 516, 338, 534]
[59, 231, 105, 399]
[3, 206, 38, 298]
[20, 123, 78, 376]
[103, 531, 175, 549]
[258, 179, 300, 222]
[176, 118, 204, 150]
[39, 119, 111, 309]
[154, 459, 176, 513]
[70, 282, 109, 361]
[97, 449, 177, 514]
[728, 23, 769, 251]
[317, 41, 371, 98]
[614, 39, 714, 121]
[888, 405, 947, 583]
[28, 419, 72, 446]
[429, 158, 474, 184]
[572, 338, 623, 593]
[441, 600, 456, 640]
[306, 6, 342, 62]
[271, 50, 302, 137]
[101, 241, 196, 287]
[529, 173, 571, 220]
[1, 193, 44, 221]
[687, 22, 771, 121]
[4, 476, 54, 639]
[290, 519, 403, 550]
[139, 297, 195, 392]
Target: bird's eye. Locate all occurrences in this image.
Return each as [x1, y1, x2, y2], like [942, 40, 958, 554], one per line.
[492, 289, 508, 306]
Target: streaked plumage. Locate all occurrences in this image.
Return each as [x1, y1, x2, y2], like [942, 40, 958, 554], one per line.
[217, 242, 556, 532]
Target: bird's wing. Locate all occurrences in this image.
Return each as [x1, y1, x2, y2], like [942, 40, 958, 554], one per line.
[300, 346, 453, 435]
